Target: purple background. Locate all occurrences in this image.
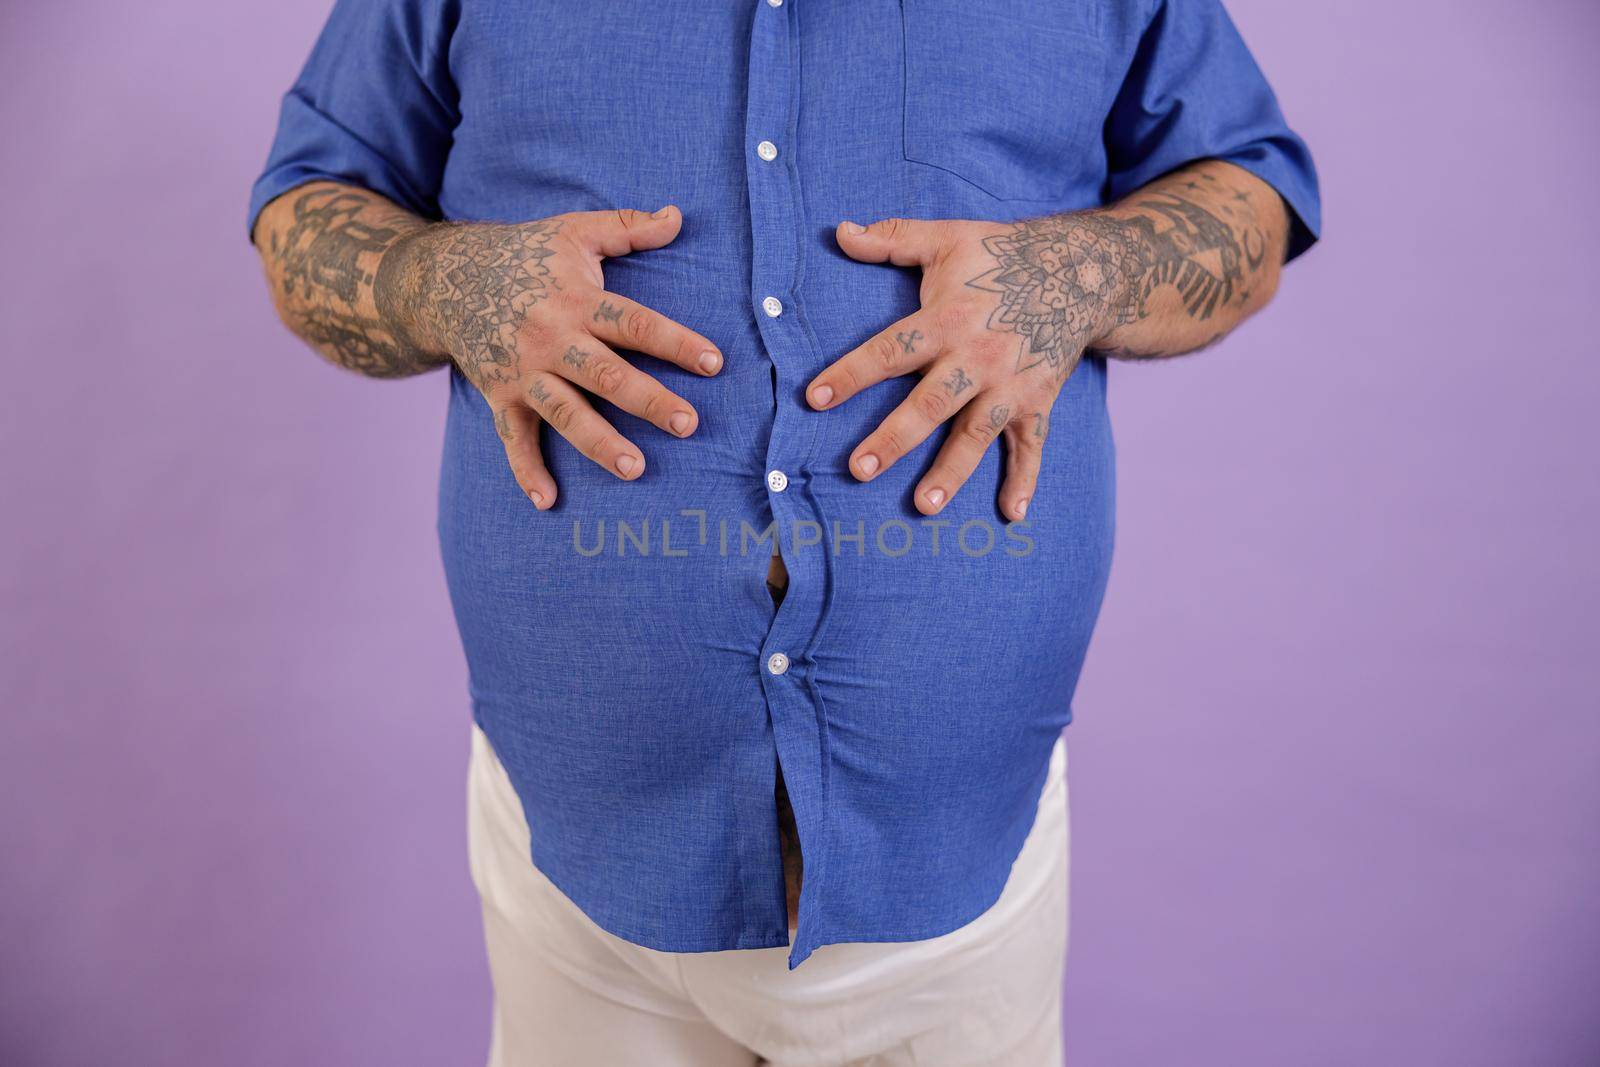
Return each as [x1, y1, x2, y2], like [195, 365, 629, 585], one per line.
[2, 1, 1597, 1064]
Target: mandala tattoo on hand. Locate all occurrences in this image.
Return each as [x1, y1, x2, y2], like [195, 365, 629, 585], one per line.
[375, 220, 563, 392]
[966, 214, 1139, 379]
[966, 190, 1248, 381]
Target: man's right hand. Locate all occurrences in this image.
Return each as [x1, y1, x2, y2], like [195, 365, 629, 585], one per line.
[374, 206, 722, 508]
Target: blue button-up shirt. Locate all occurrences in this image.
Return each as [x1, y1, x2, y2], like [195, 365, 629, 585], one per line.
[251, 0, 1318, 968]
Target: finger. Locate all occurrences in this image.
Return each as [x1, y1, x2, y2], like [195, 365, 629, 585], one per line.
[997, 412, 1048, 522]
[583, 290, 724, 376]
[551, 337, 699, 439]
[564, 205, 684, 258]
[835, 217, 948, 268]
[493, 403, 557, 509]
[523, 371, 646, 480]
[913, 398, 1016, 515]
[846, 363, 975, 482]
[807, 312, 939, 410]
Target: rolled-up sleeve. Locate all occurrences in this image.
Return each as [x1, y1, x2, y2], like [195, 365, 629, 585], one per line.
[1104, 0, 1321, 261]
[247, 0, 459, 240]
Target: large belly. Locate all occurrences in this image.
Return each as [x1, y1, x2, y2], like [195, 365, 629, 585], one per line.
[436, 343, 1115, 780]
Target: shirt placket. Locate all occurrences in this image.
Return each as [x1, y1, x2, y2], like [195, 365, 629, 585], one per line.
[744, 0, 833, 969]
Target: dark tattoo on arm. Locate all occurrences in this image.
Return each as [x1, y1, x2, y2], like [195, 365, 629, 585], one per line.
[1121, 193, 1244, 320]
[268, 186, 438, 378]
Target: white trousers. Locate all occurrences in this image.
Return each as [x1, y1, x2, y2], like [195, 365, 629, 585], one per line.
[466, 726, 1070, 1067]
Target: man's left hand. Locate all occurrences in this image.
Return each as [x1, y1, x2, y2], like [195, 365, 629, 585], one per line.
[806, 215, 1129, 522]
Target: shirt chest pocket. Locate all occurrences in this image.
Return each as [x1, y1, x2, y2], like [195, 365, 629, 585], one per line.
[900, 0, 1107, 203]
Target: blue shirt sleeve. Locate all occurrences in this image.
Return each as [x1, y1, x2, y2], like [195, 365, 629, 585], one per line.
[247, 0, 459, 240]
[1104, 0, 1321, 261]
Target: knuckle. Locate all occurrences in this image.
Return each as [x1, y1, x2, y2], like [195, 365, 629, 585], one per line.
[971, 334, 1009, 366]
[877, 426, 908, 458]
[623, 308, 655, 347]
[935, 302, 972, 336]
[913, 389, 947, 423]
[589, 359, 625, 396]
[518, 313, 559, 352]
[962, 420, 996, 448]
[674, 335, 702, 368]
[873, 334, 901, 373]
[587, 431, 621, 461]
[546, 398, 577, 433]
[640, 390, 669, 423]
[555, 284, 585, 313]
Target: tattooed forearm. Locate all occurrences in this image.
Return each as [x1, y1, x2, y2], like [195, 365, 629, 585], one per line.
[255, 182, 568, 391]
[965, 159, 1290, 376]
[255, 183, 442, 378]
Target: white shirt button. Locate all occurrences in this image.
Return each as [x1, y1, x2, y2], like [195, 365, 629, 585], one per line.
[766, 652, 791, 676]
[767, 0, 783, 7]
[756, 139, 779, 162]
[762, 296, 783, 318]
[766, 469, 789, 493]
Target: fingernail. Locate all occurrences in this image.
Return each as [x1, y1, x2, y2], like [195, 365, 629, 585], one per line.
[1016, 497, 1029, 519]
[810, 384, 834, 408]
[616, 454, 637, 476]
[529, 491, 544, 507]
[651, 206, 674, 219]
[856, 453, 880, 477]
[698, 350, 722, 374]
[926, 488, 946, 508]
[669, 411, 693, 436]
[841, 221, 866, 234]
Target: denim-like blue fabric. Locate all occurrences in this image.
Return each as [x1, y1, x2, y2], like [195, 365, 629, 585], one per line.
[250, 0, 1319, 968]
